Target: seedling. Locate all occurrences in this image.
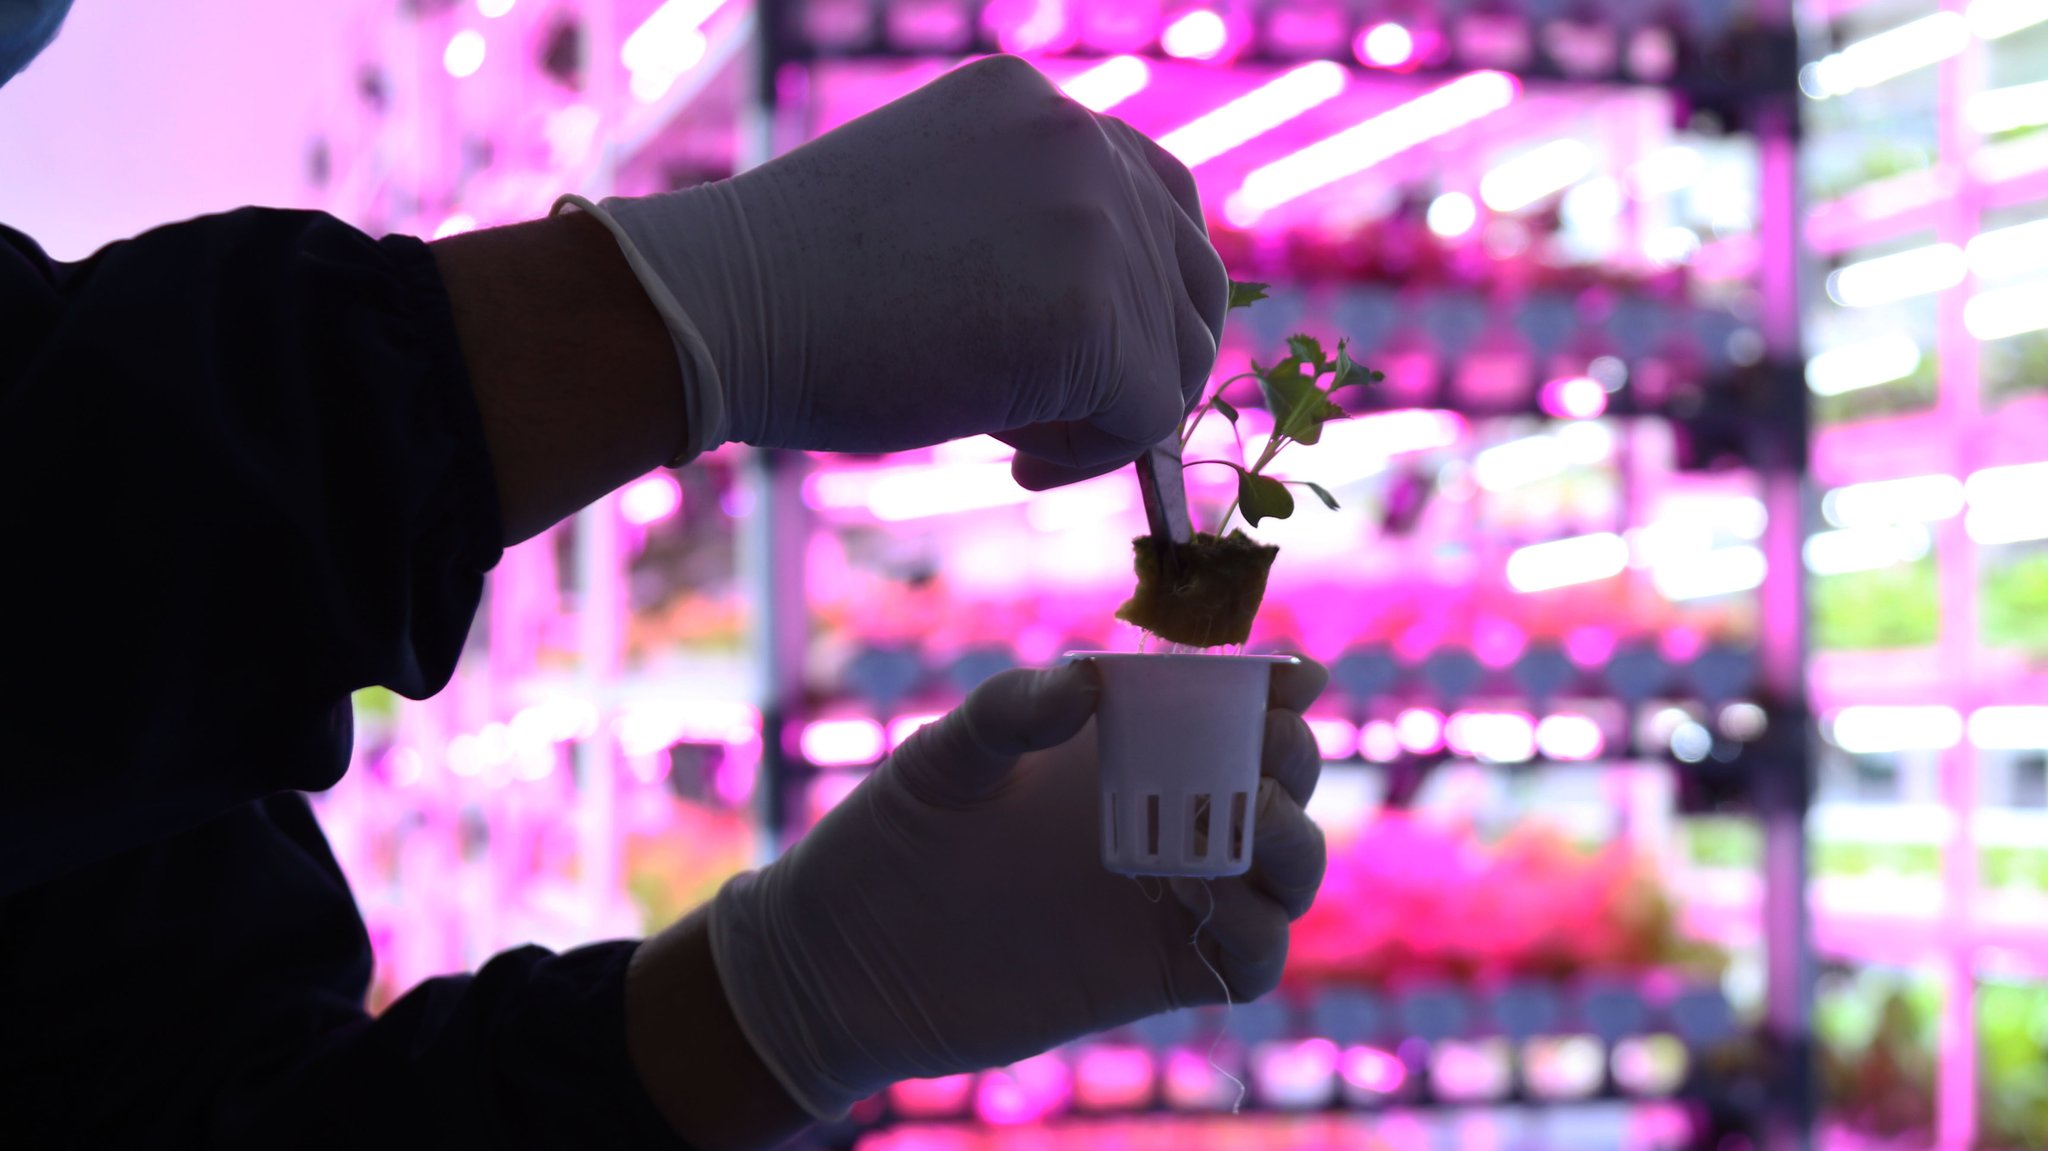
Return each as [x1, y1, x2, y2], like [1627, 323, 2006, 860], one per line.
[1117, 281, 1381, 648]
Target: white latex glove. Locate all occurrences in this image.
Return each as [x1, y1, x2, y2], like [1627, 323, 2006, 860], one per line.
[707, 658, 1329, 1120]
[561, 54, 1229, 488]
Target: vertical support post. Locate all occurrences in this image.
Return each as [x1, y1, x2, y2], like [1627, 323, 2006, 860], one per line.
[574, 494, 625, 921]
[1756, 76, 1815, 1151]
[1934, 5, 1987, 1146]
[739, 0, 806, 864]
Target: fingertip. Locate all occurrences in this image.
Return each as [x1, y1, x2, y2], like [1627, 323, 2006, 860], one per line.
[1267, 657, 1330, 713]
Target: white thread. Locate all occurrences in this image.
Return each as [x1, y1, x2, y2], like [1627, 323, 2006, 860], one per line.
[1132, 876, 1166, 904]
[1189, 879, 1247, 1114]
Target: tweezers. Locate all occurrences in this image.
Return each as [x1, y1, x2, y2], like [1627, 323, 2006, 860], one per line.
[1134, 437, 1193, 581]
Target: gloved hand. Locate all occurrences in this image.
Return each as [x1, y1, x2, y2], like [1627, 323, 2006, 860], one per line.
[561, 54, 1229, 489]
[707, 658, 1329, 1120]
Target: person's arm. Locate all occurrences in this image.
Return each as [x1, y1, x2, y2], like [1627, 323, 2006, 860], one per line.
[624, 909, 815, 1149]
[428, 212, 691, 545]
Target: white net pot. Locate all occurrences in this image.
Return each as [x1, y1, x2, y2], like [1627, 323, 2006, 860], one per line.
[1072, 652, 1296, 878]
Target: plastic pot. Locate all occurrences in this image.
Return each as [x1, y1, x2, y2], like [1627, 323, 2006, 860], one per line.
[1072, 652, 1296, 878]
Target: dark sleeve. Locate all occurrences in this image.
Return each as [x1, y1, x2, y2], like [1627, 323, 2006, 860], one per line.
[0, 209, 504, 898]
[0, 794, 686, 1150]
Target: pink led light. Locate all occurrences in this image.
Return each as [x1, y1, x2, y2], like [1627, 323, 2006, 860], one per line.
[1059, 54, 1151, 112]
[1565, 626, 1617, 667]
[1253, 1037, 1341, 1099]
[1540, 376, 1609, 420]
[1506, 532, 1630, 593]
[806, 461, 1033, 521]
[1445, 711, 1537, 763]
[1074, 1045, 1155, 1109]
[1341, 1045, 1408, 1094]
[800, 717, 888, 766]
[1396, 707, 1445, 754]
[983, 0, 1071, 54]
[385, 747, 425, 787]
[1536, 714, 1605, 761]
[1356, 22, 1417, 69]
[889, 1074, 977, 1118]
[1307, 716, 1359, 759]
[621, 472, 684, 525]
[1157, 61, 1348, 168]
[622, 0, 728, 98]
[1360, 719, 1403, 762]
[1161, 9, 1230, 58]
[432, 213, 478, 240]
[974, 1053, 1072, 1125]
[888, 712, 945, 748]
[1228, 71, 1519, 223]
[1077, 0, 1162, 53]
[713, 747, 758, 806]
[1472, 618, 1527, 669]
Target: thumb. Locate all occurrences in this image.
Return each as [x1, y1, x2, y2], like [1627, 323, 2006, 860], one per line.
[890, 662, 1100, 804]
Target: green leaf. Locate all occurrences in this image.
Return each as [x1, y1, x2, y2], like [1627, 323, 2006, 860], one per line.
[1303, 481, 1340, 510]
[1228, 280, 1270, 310]
[1238, 470, 1296, 526]
[1333, 340, 1381, 391]
[1259, 364, 1321, 440]
[1285, 399, 1349, 445]
[1285, 333, 1330, 374]
[1212, 395, 1239, 423]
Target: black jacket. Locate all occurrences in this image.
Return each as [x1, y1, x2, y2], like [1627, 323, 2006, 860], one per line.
[0, 209, 683, 1148]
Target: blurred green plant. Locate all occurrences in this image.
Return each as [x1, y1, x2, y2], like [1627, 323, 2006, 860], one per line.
[1811, 556, 1939, 651]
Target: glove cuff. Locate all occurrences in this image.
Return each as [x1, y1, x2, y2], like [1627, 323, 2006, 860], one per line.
[706, 870, 871, 1122]
[551, 193, 728, 467]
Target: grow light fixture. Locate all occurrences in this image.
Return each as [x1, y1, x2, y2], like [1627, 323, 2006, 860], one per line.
[1957, 704, 2048, 749]
[478, 0, 514, 15]
[621, 472, 684, 525]
[1307, 717, 1359, 760]
[1157, 62, 1348, 167]
[1826, 243, 1968, 308]
[1447, 711, 1537, 763]
[1395, 708, 1445, 754]
[1427, 191, 1479, 237]
[800, 718, 888, 766]
[1803, 524, 1933, 575]
[444, 29, 487, 78]
[1626, 145, 1706, 201]
[1828, 706, 1963, 754]
[1966, 462, 2048, 544]
[623, 0, 727, 97]
[432, 213, 479, 240]
[806, 460, 1035, 521]
[1506, 533, 1630, 593]
[1356, 22, 1417, 69]
[1226, 71, 1519, 224]
[1820, 474, 1965, 529]
[887, 713, 944, 749]
[1060, 55, 1151, 112]
[1799, 12, 1970, 100]
[1161, 9, 1229, 59]
[1804, 334, 1923, 395]
[1654, 546, 1766, 601]
[1965, 503, 2048, 545]
[1970, 80, 2048, 136]
[1966, 216, 2048, 282]
[1539, 376, 1608, 420]
[1536, 714, 1604, 761]
[1967, 0, 2048, 39]
[1342, 1046, 1408, 1094]
[1479, 139, 1596, 213]
[1969, 707, 2048, 750]
[1964, 281, 2048, 341]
